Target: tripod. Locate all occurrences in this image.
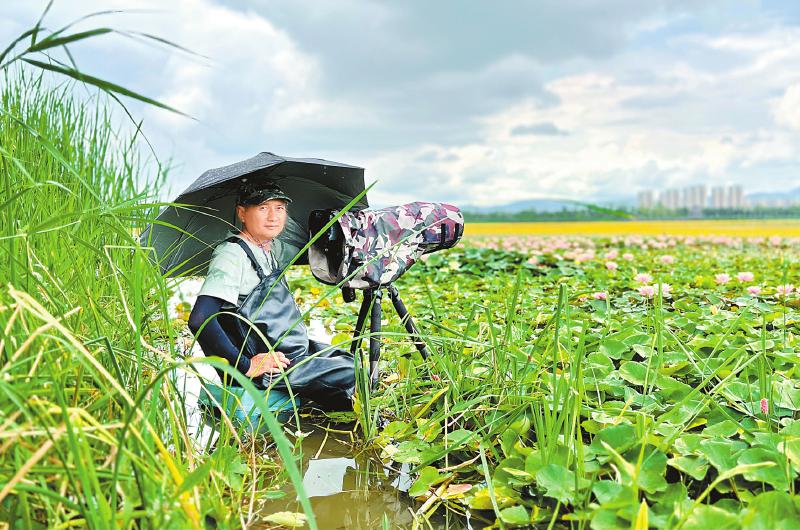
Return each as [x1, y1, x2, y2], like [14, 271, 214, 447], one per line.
[348, 284, 430, 386]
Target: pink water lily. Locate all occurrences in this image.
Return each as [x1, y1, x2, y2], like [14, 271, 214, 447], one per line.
[776, 284, 795, 297]
[639, 283, 671, 298]
[606, 261, 618, 270]
[737, 271, 755, 282]
[661, 255, 675, 264]
[622, 252, 634, 261]
[634, 273, 653, 284]
[605, 250, 618, 260]
[655, 283, 672, 296]
[715, 273, 731, 285]
[747, 286, 762, 296]
[592, 291, 607, 300]
[638, 285, 656, 298]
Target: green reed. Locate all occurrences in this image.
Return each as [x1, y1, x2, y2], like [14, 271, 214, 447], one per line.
[0, 70, 319, 528]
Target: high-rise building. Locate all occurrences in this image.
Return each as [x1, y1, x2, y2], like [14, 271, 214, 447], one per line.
[637, 190, 654, 210]
[730, 185, 744, 209]
[682, 185, 706, 210]
[711, 186, 726, 209]
[645, 184, 754, 211]
[659, 189, 681, 210]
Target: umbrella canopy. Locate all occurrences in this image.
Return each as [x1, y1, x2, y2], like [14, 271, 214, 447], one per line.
[142, 152, 368, 277]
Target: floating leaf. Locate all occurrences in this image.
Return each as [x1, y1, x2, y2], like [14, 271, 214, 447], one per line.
[264, 512, 307, 528]
[408, 466, 443, 497]
[535, 464, 585, 503]
[699, 439, 746, 474]
[737, 448, 788, 489]
[499, 505, 530, 526]
[739, 491, 800, 530]
[445, 428, 474, 448]
[496, 457, 534, 486]
[600, 339, 628, 359]
[594, 424, 637, 455]
[619, 361, 649, 386]
[683, 505, 738, 530]
[468, 485, 518, 510]
[668, 455, 709, 481]
[703, 420, 740, 438]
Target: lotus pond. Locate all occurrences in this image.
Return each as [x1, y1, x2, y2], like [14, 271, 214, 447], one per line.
[267, 233, 800, 529]
[3, 36, 800, 529]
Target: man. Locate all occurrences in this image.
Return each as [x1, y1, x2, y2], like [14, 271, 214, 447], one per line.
[188, 181, 356, 411]
[188, 182, 294, 384]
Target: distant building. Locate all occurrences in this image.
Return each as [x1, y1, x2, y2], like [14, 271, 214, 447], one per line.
[711, 186, 726, 208]
[729, 185, 744, 209]
[683, 185, 706, 210]
[637, 190, 654, 210]
[638, 183, 799, 213]
[658, 189, 681, 210]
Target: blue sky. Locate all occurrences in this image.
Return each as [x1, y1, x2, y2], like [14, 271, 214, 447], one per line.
[3, 0, 800, 207]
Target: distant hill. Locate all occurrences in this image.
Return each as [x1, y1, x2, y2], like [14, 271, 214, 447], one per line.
[462, 199, 574, 214]
[461, 196, 634, 214]
[747, 186, 800, 203]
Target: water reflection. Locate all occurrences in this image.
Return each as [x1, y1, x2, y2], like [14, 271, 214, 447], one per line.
[262, 422, 472, 530]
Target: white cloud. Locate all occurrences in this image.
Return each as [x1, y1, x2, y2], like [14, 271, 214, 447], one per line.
[773, 83, 800, 131]
[365, 22, 800, 206]
[5, 1, 800, 207]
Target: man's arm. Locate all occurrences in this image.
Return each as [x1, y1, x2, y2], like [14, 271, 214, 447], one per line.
[187, 294, 251, 375]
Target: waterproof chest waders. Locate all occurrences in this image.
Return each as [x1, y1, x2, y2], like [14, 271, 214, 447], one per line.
[217, 237, 356, 411]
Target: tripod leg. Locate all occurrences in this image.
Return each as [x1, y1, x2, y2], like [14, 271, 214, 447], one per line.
[388, 285, 430, 359]
[351, 290, 373, 355]
[369, 289, 383, 386]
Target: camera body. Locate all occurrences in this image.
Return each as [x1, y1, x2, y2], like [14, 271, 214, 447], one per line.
[308, 201, 464, 290]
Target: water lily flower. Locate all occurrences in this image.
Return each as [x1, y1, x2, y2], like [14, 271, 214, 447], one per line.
[747, 286, 762, 296]
[606, 261, 618, 270]
[638, 285, 656, 298]
[639, 283, 671, 298]
[634, 273, 653, 284]
[605, 250, 618, 260]
[622, 253, 634, 261]
[654, 283, 672, 297]
[776, 284, 795, 297]
[737, 271, 754, 282]
[715, 273, 731, 285]
[592, 291, 607, 300]
[660, 255, 675, 264]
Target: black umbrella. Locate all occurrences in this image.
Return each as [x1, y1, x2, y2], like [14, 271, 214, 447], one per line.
[142, 152, 369, 277]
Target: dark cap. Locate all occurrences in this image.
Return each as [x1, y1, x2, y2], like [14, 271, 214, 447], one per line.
[236, 181, 292, 206]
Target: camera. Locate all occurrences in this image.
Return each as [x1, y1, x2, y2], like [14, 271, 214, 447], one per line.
[307, 201, 464, 289]
[306, 201, 464, 385]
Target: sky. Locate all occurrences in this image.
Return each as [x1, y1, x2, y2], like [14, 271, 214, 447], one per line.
[3, 0, 800, 208]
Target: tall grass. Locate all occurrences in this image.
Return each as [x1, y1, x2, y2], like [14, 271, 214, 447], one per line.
[0, 70, 319, 528]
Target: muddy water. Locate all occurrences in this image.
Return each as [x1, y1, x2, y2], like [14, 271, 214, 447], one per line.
[261, 422, 474, 530]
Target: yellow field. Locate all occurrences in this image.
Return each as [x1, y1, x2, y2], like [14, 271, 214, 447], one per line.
[465, 219, 800, 237]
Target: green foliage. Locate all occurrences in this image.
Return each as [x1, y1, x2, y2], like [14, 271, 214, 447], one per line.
[291, 230, 800, 528]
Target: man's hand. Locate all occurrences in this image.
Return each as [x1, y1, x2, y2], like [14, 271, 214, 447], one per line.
[245, 351, 290, 378]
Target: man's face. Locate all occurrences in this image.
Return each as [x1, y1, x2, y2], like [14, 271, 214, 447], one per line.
[236, 199, 288, 240]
